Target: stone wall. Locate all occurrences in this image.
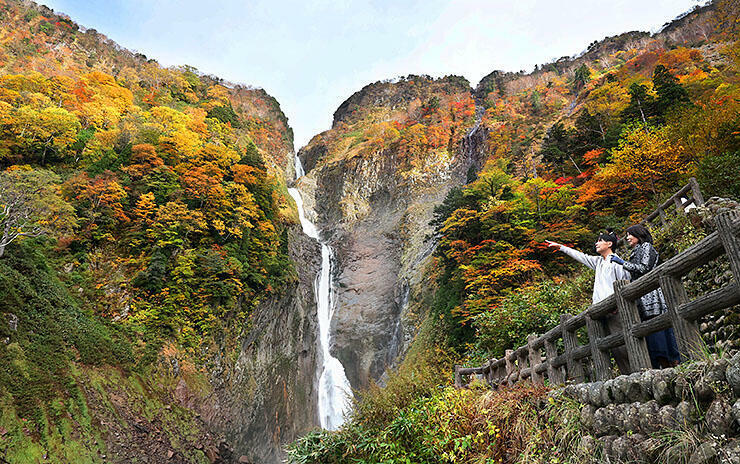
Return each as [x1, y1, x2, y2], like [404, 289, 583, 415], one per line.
[559, 352, 740, 463]
[689, 198, 740, 356]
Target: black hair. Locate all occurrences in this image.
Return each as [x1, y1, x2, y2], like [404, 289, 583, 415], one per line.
[626, 224, 653, 244]
[597, 229, 619, 251]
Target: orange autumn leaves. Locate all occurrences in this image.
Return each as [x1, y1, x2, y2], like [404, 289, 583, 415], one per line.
[435, 165, 588, 322]
[0, 24, 292, 348]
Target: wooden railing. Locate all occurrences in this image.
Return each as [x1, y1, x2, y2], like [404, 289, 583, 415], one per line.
[642, 177, 704, 229]
[455, 191, 738, 390]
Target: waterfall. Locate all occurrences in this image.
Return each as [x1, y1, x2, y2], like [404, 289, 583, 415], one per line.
[288, 153, 352, 431]
[466, 93, 485, 138]
[294, 151, 305, 178]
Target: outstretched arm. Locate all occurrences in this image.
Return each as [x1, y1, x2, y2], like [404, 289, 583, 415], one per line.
[546, 240, 599, 270]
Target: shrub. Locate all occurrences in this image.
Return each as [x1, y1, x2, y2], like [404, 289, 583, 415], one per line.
[0, 242, 136, 434]
[287, 383, 586, 464]
[696, 151, 740, 200]
[473, 272, 592, 359]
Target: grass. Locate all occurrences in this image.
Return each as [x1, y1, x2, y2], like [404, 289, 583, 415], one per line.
[287, 381, 594, 464]
[0, 241, 214, 463]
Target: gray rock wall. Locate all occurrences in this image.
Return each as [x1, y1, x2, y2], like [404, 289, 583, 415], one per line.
[297, 129, 485, 389]
[195, 225, 322, 464]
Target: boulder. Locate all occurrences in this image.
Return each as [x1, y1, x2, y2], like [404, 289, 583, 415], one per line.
[578, 384, 591, 405]
[726, 353, 740, 397]
[600, 379, 614, 405]
[580, 404, 597, 430]
[598, 435, 617, 458]
[732, 399, 740, 427]
[588, 381, 604, 407]
[658, 405, 678, 428]
[689, 442, 719, 464]
[623, 402, 641, 433]
[719, 440, 740, 464]
[652, 368, 676, 404]
[593, 405, 619, 437]
[612, 375, 629, 403]
[638, 400, 660, 434]
[675, 400, 700, 426]
[610, 435, 637, 462]
[705, 399, 733, 436]
[624, 372, 644, 403]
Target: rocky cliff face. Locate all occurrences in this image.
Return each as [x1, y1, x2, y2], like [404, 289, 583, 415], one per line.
[0, 3, 320, 462]
[296, 76, 486, 388]
[215, 227, 322, 463]
[161, 224, 321, 464]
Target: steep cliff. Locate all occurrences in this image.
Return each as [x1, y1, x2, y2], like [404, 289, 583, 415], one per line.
[196, 227, 321, 464]
[297, 75, 486, 388]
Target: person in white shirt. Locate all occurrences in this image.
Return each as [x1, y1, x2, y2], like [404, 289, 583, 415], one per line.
[546, 230, 631, 374]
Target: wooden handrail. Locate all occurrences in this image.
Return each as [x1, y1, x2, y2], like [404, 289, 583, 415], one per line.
[455, 188, 740, 390]
[613, 178, 704, 248]
[644, 177, 704, 224]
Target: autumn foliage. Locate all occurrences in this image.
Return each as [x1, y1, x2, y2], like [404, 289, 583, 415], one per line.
[428, 3, 740, 357]
[0, 0, 296, 351]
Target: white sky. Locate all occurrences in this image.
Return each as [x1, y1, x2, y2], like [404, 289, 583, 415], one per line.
[41, 0, 704, 149]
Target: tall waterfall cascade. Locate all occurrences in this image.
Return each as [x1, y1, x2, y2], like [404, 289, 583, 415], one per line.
[288, 154, 353, 431]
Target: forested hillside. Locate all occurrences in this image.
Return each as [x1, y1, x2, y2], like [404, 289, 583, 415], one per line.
[0, 0, 306, 462]
[289, 1, 740, 462]
[2, 0, 740, 462]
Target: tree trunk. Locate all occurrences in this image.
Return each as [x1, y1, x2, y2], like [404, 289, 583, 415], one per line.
[637, 98, 647, 125]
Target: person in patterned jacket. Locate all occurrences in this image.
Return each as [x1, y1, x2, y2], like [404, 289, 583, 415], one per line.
[610, 224, 680, 368]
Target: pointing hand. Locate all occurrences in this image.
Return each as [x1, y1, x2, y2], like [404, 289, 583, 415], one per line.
[545, 240, 561, 250]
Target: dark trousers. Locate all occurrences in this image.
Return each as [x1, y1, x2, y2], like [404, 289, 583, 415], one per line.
[643, 315, 681, 368]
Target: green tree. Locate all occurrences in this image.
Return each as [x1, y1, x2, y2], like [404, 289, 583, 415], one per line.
[539, 122, 581, 175]
[0, 167, 76, 257]
[573, 64, 591, 90]
[621, 83, 656, 124]
[653, 64, 690, 117]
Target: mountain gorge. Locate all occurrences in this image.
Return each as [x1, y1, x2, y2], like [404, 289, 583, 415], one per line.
[296, 75, 484, 388]
[1, 0, 740, 463]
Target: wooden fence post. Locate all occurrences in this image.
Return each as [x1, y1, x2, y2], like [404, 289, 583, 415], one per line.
[586, 315, 612, 381]
[614, 280, 652, 372]
[689, 177, 704, 206]
[544, 337, 564, 385]
[505, 350, 515, 386]
[561, 314, 584, 383]
[487, 358, 497, 385]
[716, 211, 740, 281]
[659, 275, 702, 360]
[493, 362, 503, 389]
[527, 335, 543, 384]
[454, 365, 462, 388]
[674, 196, 685, 216]
[517, 349, 528, 383]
